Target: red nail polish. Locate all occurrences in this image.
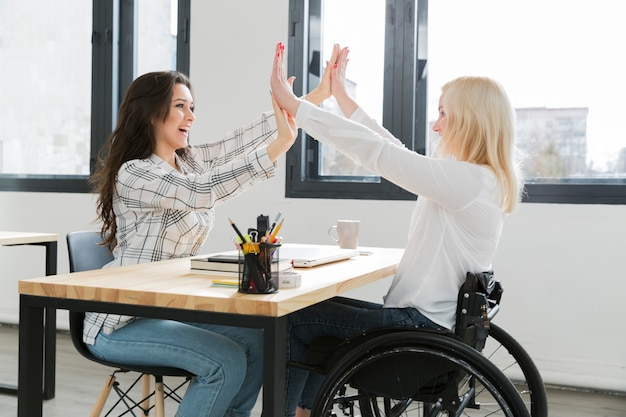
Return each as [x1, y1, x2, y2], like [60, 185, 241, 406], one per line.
[333, 64, 338, 69]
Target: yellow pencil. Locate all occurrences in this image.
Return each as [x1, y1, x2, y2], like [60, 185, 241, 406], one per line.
[269, 218, 284, 243]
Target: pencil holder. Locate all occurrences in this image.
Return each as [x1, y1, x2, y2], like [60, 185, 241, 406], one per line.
[238, 242, 280, 294]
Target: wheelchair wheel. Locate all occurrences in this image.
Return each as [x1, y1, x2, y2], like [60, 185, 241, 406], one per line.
[310, 331, 530, 417]
[483, 323, 548, 417]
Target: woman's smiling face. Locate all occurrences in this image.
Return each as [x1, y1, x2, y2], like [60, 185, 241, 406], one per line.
[154, 82, 196, 154]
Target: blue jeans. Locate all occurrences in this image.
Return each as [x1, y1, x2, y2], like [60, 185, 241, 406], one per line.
[87, 318, 263, 417]
[285, 297, 441, 416]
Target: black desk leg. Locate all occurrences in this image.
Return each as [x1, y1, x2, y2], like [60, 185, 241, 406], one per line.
[262, 316, 287, 417]
[1, 241, 57, 400]
[42, 241, 57, 400]
[18, 295, 44, 417]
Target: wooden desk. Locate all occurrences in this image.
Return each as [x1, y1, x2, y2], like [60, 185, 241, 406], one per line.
[17, 246, 402, 417]
[0, 231, 57, 400]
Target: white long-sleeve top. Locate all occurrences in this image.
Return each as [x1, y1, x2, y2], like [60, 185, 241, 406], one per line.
[295, 101, 505, 329]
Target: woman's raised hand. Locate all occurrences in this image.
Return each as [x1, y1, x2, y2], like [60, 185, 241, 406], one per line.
[330, 45, 358, 118]
[267, 92, 297, 163]
[270, 42, 301, 117]
[305, 43, 340, 105]
[266, 43, 300, 162]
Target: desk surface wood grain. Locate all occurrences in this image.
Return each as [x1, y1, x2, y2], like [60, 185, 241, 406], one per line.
[19, 246, 403, 317]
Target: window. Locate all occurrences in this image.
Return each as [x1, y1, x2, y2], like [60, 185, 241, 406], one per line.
[286, 0, 427, 200]
[0, 0, 92, 185]
[0, 0, 190, 193]
[287, 0, 626, 204]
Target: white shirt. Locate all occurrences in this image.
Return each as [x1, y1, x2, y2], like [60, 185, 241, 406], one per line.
[83, 111, 278, 344]
[295, 101, 505, 329]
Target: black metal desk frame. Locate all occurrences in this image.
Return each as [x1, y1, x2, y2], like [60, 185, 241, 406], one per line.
[18, 294, 286, 417]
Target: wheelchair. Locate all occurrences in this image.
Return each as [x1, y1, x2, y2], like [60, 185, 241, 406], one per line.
[290, 272, 547, 417]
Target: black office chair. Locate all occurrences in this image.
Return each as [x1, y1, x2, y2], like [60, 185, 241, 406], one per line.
[67, 231, 193, 417]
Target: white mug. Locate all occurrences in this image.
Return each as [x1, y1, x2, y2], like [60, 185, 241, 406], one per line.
[328, 220, 360, 249]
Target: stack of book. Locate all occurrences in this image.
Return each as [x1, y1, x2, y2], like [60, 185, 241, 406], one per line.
[191, 252, 293, 287]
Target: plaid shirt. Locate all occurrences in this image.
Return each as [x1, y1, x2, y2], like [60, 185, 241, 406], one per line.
[84, 111, 277, 344]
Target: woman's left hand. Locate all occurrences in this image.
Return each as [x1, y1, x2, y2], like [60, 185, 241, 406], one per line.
[273, 92, 297, 144]
[305, 43, 340, 105]
[270, 42, 302, 117]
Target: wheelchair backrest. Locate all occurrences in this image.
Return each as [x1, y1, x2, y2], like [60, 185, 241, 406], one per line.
[455, 271, 503, 351]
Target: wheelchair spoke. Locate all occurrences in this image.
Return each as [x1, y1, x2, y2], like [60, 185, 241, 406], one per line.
[483, 324, 548, 417]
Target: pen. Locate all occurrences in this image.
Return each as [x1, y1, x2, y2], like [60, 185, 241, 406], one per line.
[269, 211, 282, 235]
[228, 217, 247, 243]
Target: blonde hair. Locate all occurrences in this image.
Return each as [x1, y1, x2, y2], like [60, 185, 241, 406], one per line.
[436, 76, 523, 213]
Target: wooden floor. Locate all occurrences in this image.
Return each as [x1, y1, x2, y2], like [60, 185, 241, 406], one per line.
[1, 323, 625, 417]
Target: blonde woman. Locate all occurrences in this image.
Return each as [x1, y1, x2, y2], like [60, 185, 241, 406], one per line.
[270, 42, 523, 417]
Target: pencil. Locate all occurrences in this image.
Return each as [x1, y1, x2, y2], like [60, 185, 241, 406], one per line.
[269, 218, 284, 242]
[228, 217, 247, 243]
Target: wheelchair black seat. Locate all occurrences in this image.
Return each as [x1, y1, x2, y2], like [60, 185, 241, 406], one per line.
[343, 331, 461, 400]
[297, 326, 460, 378]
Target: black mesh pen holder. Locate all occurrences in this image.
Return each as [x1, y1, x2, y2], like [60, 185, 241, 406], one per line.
[238, 242, 280, 294]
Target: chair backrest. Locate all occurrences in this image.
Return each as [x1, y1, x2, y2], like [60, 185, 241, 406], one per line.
[66, 231, 115, 363]
[67, 231, 114, 273]
[65, 231, 193, 378]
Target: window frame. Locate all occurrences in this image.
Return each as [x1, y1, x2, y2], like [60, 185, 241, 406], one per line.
[0, 0, 190, 193]
[286, 0, 626, 204]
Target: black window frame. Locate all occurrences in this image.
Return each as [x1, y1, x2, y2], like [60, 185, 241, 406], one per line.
[286, 0, 626, 204]
[0, 0, 190, 194]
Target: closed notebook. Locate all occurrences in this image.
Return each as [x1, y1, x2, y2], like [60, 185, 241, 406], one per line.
[189, 268, 242, 277]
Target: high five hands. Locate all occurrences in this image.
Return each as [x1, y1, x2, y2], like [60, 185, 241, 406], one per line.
[270, 42, 355, 119]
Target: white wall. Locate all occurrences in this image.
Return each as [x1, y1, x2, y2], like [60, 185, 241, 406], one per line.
[1, 0, 624, 393]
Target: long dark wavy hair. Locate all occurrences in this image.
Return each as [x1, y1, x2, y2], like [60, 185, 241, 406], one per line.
[90, 70, 193, 250]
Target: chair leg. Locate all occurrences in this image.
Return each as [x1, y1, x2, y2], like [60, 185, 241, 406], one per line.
[90, 374, 116, 417]
[141, 374, 152, 414]
[154, 376, 165, 417]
